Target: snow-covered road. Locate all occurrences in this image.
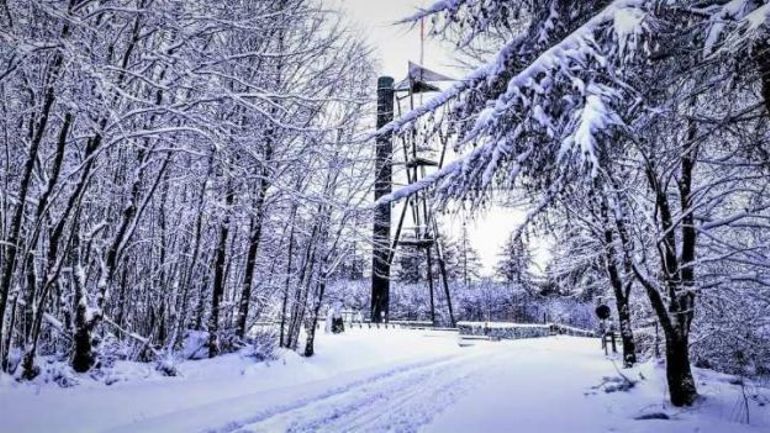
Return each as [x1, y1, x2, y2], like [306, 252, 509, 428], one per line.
[222, 350, 504, 433]
[2, 329, 768, 433]
[103, 334, 497, 433]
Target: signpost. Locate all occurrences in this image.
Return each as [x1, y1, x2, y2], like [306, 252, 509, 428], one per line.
[595, 303, 617, 356]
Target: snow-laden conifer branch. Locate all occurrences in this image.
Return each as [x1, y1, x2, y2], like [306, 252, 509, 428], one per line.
[379, 0, 644, 205]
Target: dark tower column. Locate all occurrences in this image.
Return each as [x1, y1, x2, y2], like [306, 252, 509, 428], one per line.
[371, 76, 394, 323]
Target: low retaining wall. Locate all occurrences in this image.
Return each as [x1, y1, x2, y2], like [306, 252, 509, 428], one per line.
[457, 322, 595, 340]
[457, 322, 551, 340]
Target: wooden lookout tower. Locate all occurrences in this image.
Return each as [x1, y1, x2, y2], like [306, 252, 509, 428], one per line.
[371, 62, 456, 327]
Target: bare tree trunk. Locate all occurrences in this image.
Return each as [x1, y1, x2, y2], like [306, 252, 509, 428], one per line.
[303, 277, 326, 357]
[208, 181, 234, 358]
[279, 210, 297, 348]
[70, 223, 96, 373]
[668, 127, 699, 406]
[610, 277, 636, 367]
[155, 171, 170, 346]
[286, 223, 319, 350]
[634, 148, 698, 406]
[236, 189, 267, 339]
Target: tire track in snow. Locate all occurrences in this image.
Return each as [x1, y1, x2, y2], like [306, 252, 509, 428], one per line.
[223, 349, 500, 433]
[286, 365, 473, 433]
[205, 353, 463, 433]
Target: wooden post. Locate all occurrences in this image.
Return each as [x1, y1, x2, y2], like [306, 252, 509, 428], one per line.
[435, 238, 455, 327]
[371, 76, 394, 323]
[426, 248, 436, 325]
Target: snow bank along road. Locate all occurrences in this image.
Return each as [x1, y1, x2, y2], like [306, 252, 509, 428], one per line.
[2, 329, 768, 433]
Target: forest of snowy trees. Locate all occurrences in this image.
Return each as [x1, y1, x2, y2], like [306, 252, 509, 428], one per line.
[1, 0, 770, 421]
[0, 0, 377, 378]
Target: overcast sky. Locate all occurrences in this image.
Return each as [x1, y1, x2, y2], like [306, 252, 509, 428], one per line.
[335, 0, 450, 78]
[334, 0, 550, 277]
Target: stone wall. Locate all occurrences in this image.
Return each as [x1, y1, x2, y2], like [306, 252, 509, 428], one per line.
[457, 322, 552, 340]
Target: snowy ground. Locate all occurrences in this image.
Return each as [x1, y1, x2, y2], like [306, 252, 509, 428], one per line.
[1, 329, 768, 433]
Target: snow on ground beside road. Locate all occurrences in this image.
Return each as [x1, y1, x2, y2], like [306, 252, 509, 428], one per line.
[425, 337, 770, 433]
[0, 329, 463, 433]
[1, 329, 768, 433]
